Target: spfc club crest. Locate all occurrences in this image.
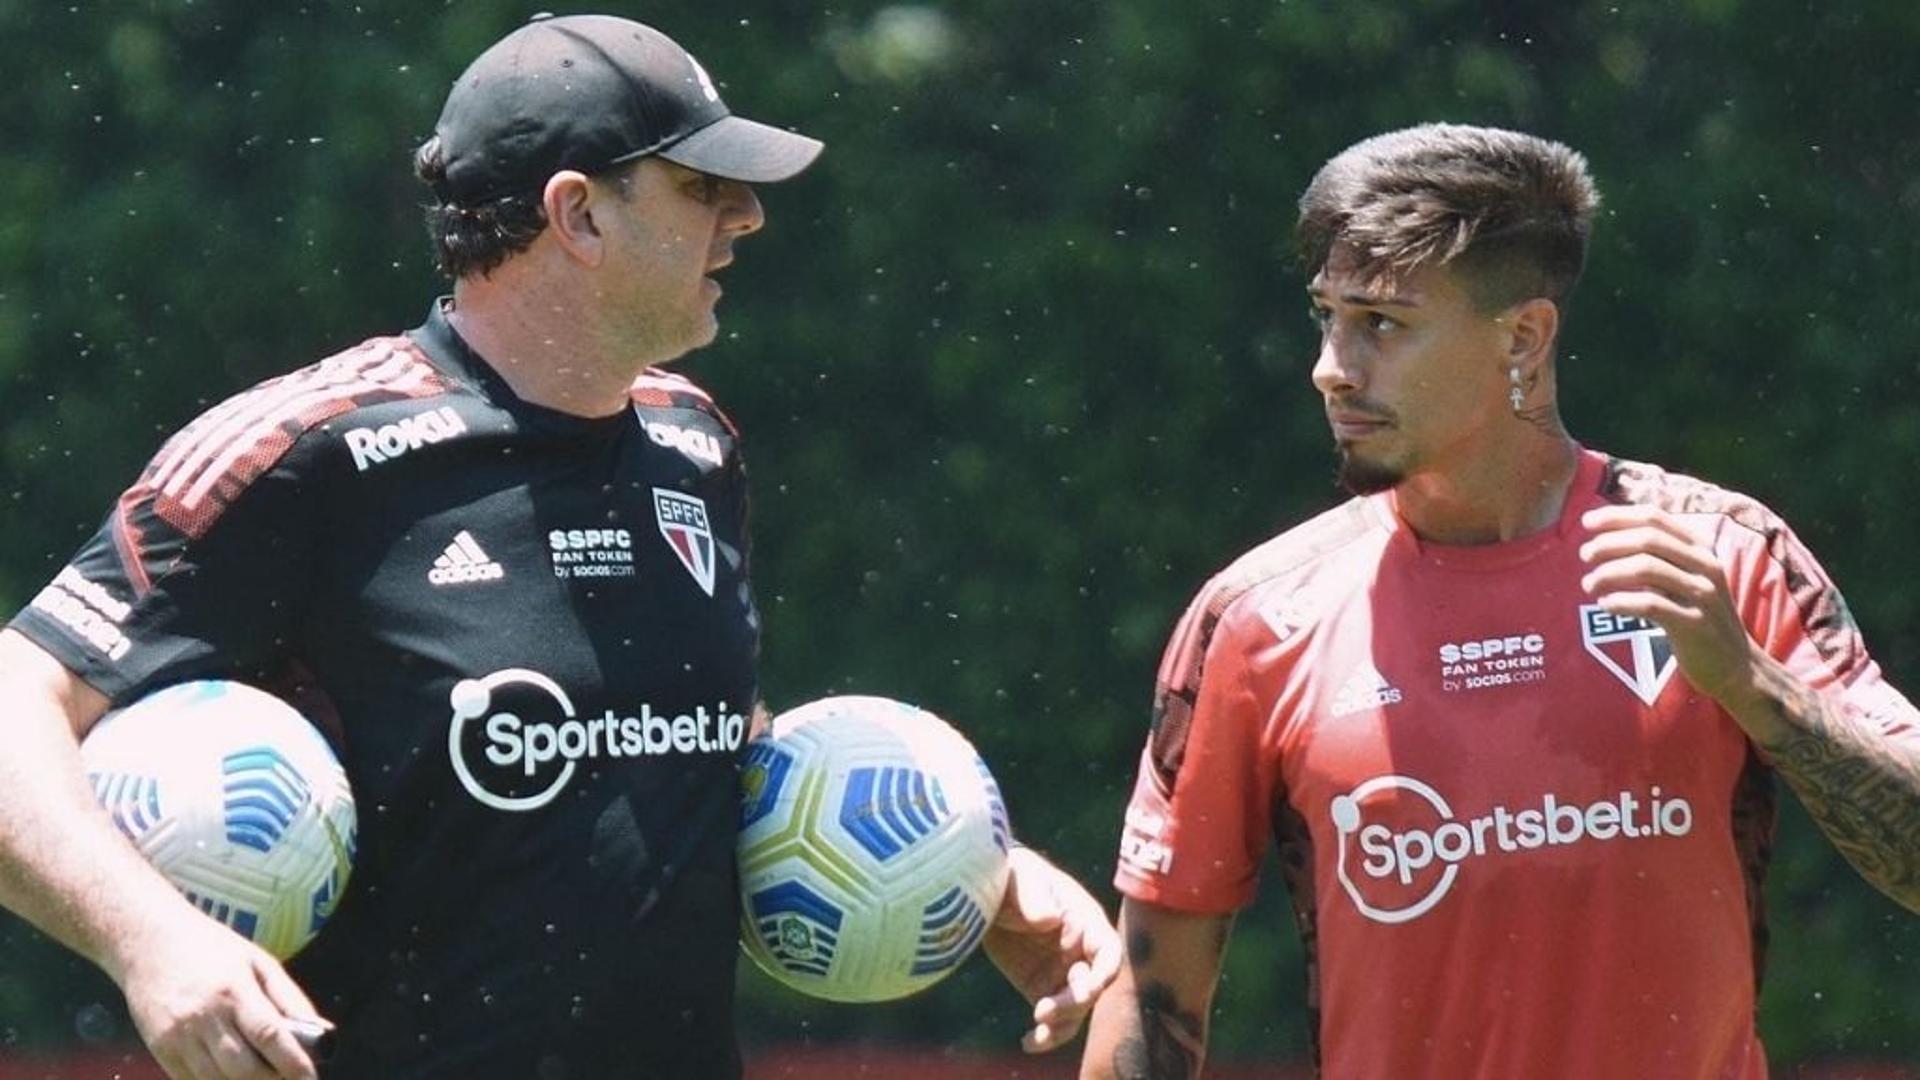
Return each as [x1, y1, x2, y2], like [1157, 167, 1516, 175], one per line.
[1579, 604, 1677, 705]
[653, 488, 716, 597]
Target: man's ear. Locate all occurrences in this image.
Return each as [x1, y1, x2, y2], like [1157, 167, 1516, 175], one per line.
[542, 170, 604, 267]
[1502, 297, 1560, 377]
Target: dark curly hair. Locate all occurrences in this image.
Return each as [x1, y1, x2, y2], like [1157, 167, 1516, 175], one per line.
[413, 135, 550, 280]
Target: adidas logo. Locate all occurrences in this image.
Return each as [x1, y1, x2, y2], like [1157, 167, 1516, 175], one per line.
[428, 531, 504, 586]
[1330, 663, 1403, 718]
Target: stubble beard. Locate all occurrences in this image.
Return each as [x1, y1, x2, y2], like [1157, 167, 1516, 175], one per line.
[630, 300, 716, 368]
[1335, 444, 1404, 495]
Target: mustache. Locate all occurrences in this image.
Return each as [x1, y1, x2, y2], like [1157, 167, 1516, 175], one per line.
[1325, 397, 1398, 424]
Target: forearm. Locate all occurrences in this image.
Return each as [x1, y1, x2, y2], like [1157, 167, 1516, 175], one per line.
[0, 639, 186, 983]
[1079, 901, 1228, 1080]
[1080, 968, 1208, 1080]
[1729, 652, 1920, 911]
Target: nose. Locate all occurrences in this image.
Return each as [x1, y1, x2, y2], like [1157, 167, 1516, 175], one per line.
[1311, 326, 1362, 397]
[721, 180, 764, 238]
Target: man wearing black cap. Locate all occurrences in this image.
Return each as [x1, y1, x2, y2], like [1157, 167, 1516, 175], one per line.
[0, 14, 1117, 1079]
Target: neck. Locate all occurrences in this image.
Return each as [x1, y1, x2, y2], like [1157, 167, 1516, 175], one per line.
[1393, 418, 1581, 545]
[446, 269, 664, 419]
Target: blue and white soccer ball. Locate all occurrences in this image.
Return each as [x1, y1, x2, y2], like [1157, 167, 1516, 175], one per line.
[737, 695, 1012, 1003]
[80, 680, 356, 960]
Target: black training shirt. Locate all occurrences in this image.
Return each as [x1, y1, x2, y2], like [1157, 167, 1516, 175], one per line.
[11, 301, 759, 1078]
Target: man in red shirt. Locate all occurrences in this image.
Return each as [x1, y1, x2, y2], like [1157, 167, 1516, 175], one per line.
[1079, 124, 1920, 1079]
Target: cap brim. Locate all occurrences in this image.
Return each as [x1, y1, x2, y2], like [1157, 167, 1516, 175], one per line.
[658, 115, 824, 183]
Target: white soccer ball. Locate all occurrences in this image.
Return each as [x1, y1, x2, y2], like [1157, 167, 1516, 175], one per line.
[81, 680, 356, 960]
[737, 695, 1012, 1003]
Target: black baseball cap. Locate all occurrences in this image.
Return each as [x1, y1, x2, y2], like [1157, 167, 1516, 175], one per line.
[431, 13, 824, 204]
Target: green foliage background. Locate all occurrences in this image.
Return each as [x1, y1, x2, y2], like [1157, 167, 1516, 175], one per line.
[1, 0, 1915, 1068]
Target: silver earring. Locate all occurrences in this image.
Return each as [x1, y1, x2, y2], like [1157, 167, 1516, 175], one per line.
[1509, 367, 1525, 413]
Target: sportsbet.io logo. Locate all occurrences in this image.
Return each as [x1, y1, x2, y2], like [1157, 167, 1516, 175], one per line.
[447, 668, 746, 812]
[1329, 774, 1694, 924]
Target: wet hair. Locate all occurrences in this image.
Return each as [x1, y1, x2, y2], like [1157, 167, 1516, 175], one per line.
[1296, 124, 1600, 311]
[413, 135, 551, 280]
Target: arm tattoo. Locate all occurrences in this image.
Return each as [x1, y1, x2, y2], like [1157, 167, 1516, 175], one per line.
[1752, 666, 1920, 911]
[1108, 924, 1217, 1080]
[1110, 980, 1204, 1080]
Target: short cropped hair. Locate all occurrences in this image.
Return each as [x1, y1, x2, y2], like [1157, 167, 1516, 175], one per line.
[1296, 124, 1600, 311]
[412, 135, 550, 281]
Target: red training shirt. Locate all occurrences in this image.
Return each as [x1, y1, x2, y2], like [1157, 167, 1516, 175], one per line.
[1114, 448, 1918, 1079]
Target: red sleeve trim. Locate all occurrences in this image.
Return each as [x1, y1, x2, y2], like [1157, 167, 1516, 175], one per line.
[115, 338, 449, 591]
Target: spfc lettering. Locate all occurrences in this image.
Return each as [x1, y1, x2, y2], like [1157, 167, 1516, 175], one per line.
[1580, 605, 1677, 705]
[547, 527, 635, 580]
[654, 489, 716, 597]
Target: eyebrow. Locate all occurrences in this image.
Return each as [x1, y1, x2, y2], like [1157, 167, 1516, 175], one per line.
[1307, 287, 1421, 308]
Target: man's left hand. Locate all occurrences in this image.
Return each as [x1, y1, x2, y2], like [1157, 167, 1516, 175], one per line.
[1578, 504, 1766, 713]
[982, 845, 1121, 1054]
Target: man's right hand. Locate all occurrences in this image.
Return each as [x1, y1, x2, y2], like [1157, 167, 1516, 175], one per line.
[115, 904, 330, 1078]
[0, 631, 331, 1077]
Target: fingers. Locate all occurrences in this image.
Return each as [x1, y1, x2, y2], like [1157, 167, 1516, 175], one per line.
[236, 1014, 318, 1079]
[1585, 589, 1704, 629]
[1578, 506, 1726, 608]
[1580, 535, 1721, 590]
[253, 955, 330, 1071]
[204, 987, 310, 1080]
[1023, 999, 1060, 1053]
[1024, 988, 1075, 1053]
[1579, 552, 1719, 610]
[1579, 508, 1719, 573]
[253, 952, 323, 1025]
[1580, 503, 1766, 705]
[154, 1039, 219, 1080]
[1024, 946, 1117, 1053]
[1021, 1017, 1063, 1053]
[1060, 883, 1122, 992]
[217, 950, 316, 1079]
[1581, 503, 1696, 541]
[1083, 912, 1124, 992]
[154, 1013, 297, 1080]
[1580, 525, 1715, 574]
[205, 1022, 281, 1079]
[285, 1018, 335, 1062]
[1021, 886, 1122, 1054]
[985, 848, 1123, 1053]
[1022, 962, 1094, 1053]
[141, 978, 319, 1079]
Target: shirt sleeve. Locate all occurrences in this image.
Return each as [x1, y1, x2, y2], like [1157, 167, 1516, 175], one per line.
[1114, 587, 1278, 914]
[8, 409, 325, 706]
[1723, 511, 1920, 747]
